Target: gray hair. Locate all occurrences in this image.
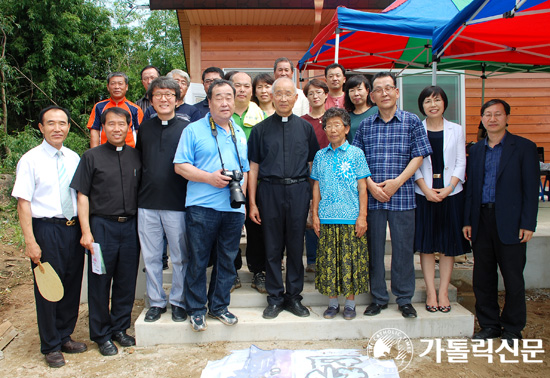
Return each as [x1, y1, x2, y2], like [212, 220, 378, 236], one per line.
[107, 72, 128, 85]
[272, 77, 297, 95]
[167, 69, 190, 84]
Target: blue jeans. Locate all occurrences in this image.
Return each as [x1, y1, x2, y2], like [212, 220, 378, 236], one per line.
[184, 206, 245, 316]
[367, 209, 415, 306]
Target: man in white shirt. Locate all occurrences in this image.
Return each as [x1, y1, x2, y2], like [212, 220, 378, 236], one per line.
[12, 106, 86, 368]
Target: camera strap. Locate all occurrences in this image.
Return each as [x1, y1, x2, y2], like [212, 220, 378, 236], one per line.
[209, 117, 244, 175]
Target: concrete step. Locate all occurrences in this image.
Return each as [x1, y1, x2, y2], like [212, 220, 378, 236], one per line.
[135, 303, 474, 346]
[145, 278, 457, 308]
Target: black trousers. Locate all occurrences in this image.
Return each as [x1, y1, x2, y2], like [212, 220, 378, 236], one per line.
[245, 192, 266, 274]
[31, 218, 84, 354]
[88, 216, 139, 344]
[258, 181, 310, 305]
[472, 207, 527, 335]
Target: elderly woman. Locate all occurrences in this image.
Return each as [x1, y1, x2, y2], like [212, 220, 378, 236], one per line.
[144, 69, 202, 123]
[311, 107, 370, 320]
[414, 86, 470, 313]
[252, 73, 275, 117]
[344, 75, 378, 143]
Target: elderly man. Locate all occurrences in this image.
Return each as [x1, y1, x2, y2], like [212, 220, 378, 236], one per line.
[13, 106, 86, 368]
[136, 65, 160, 112]
[229, 71, 266, 292]
[273, 57, 310, 116]
[463, 99, 539, 346]
[136, 77, 190, 323]
[352, 72, 432, 319]
[194, 67, 224, 117]
[71, 107, 141, 356]
[248, 77, 320, 319]
[324, 63, 346, 109]
[174, 79, 249, 332]
[143, 69, 202, 123]
[87, 72, 143, 148]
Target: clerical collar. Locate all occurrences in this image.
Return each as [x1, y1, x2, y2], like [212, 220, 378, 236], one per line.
[105, 141, 125, 151]
[274, 113, 293, 123]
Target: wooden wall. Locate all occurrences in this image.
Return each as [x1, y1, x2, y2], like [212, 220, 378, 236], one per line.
[464, 72, 550, 162]
[199, 25, 315, 79]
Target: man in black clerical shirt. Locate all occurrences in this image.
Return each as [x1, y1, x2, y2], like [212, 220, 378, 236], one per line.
[71, 107, 141, 357]
[136, 77, 189, 323]
[248, 77, 320, 319]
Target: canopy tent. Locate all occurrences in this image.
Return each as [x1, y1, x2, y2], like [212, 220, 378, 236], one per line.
[298, 0, 550, 78]
[433, 0, 550, 73]
[297, 0, 470, 73]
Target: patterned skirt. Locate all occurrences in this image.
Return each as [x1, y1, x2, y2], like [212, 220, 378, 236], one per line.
[315, 224, 369, 297]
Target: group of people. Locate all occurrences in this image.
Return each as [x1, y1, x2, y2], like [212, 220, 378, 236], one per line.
[12, 56, 540, 369]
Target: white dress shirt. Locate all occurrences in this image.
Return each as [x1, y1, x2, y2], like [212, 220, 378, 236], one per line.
[12, 140, 79, 218]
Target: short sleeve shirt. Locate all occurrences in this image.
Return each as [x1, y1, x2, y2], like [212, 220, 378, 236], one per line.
[12, 140, 79, 218]
[311, 142, 371, 224]
[352, 108, 432, 211]
[173, 115, 250, 213]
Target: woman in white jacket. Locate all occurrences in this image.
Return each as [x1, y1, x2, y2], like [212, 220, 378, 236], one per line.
[414, 86, 470, 313]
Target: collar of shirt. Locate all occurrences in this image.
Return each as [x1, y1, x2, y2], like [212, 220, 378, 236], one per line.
[374, 107, 403, 124]
[104, 141, 127, 151]
[109, 97, 127, 107]
[272, 113, 296, 123]
[484, 130, 508, 148]
[41, 139, 66, 158]
[326, 140, 350, 153]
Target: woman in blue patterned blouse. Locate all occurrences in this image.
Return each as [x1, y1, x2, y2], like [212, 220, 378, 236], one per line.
[311, 107, 371, 320]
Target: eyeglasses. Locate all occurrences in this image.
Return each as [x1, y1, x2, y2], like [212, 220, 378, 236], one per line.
[174, 79, 188, 87]
[152, 93, 176, 100]
[323, 123, 345, 130]
[482, 112, 506, 119]
[307, 90, 326, 98]
[372, 85, 396, 95]
[274, 91, 295, 99]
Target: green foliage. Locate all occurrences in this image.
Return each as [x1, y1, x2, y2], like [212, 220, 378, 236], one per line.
[0, 126, 41, 173]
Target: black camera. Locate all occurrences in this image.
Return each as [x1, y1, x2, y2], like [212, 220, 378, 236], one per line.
[223, 170, 246, 208]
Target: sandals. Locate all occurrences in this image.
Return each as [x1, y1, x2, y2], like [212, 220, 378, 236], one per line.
[425, 304, 438, 313]
[438, 305, 452, 313]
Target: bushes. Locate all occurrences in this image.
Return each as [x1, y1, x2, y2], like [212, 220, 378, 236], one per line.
[0, 127, 90, 174]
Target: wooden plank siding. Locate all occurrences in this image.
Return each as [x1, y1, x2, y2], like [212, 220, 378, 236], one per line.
[464, 72, 550, 162]
[200, 25, 315, 78]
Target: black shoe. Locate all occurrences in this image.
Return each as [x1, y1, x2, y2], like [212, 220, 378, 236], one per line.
[98, 340, 118, 356]
[162, 261, 169, 270]
[144, 306, 167, 322]
[45, 350, 65, 368]
[398, 304, 417, 318]
[363, 303, 388, 316]
[112, 331, 135, 347]
[472, 328, 502, 340]
[285, 299, 310, 317]
[61, 338, 87, 353]
[171, 304, 187, 322]
[501, 330, 522, 347]
[262, 304, 285, 319]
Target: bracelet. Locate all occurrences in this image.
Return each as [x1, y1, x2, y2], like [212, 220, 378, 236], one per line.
[451, 183, 456, 192]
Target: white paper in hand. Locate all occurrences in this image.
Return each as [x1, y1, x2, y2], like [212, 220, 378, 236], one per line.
[91, 243, 107, 275]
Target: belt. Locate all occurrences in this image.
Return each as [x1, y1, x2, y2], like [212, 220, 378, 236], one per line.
[433, 174, 442, 179]
[261, 177, 308, 185]
[37, 217, 78, 226]
[481, 203, 495, 209]
[96, 215, 134, 223]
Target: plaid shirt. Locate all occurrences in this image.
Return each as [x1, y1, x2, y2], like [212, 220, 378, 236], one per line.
[352, 108, 432, 211]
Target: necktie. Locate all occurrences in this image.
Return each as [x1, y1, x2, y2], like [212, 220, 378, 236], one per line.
[56, 151, 74, 220]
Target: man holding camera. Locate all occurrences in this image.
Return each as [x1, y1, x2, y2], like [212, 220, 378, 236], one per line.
[174, 79, 249, 332]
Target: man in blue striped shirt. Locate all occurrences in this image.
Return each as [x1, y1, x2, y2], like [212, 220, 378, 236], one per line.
[352, 72, 432, 319]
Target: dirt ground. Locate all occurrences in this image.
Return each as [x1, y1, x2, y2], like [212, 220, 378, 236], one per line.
[1, 241, 549, 377]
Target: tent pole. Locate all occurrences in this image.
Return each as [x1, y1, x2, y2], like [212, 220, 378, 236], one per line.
[432, 62, 437, 85]
[335, 28, 340, 63]
[481, 63, 486, 105]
